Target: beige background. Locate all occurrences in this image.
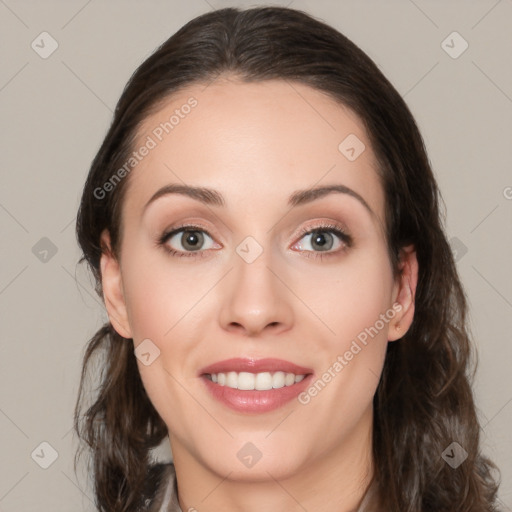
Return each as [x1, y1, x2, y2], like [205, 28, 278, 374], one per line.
[0, 0, 511, 510]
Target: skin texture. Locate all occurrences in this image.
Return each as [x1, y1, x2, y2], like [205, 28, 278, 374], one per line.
[100, 78, 418, 512]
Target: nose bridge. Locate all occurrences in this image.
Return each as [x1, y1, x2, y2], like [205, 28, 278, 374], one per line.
[218, 235, 294, 335]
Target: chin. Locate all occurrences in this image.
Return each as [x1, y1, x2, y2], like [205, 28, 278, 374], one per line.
[203, 448, 306, 483]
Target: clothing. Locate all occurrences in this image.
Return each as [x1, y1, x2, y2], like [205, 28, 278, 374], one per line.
[143, 462, 379, 511]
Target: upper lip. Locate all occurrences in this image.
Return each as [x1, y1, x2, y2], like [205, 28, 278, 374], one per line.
[198, 358, 313, 376]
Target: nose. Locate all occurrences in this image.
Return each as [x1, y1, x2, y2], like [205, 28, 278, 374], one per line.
[218, 246, 295, 337]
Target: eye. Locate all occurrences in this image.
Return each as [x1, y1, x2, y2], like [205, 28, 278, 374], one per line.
[158, 224, 219, 258]
[291, 223, 352, 258]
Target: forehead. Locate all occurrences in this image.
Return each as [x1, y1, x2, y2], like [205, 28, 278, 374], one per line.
[123, 78, 385, 225]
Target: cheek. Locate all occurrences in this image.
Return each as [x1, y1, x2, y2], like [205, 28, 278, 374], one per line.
[122, 252, 202, 427]
[121, 246, 203, 341]
[294, 248, 395, 347]
[292, 252, 393, 440]
[120, 247, 212, 400]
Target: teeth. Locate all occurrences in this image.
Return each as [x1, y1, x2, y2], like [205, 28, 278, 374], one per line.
[206, 371, 306, 390]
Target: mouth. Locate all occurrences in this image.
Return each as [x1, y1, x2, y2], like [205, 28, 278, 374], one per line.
[198, 358, 314, 413]
[203, 370, 308, 390]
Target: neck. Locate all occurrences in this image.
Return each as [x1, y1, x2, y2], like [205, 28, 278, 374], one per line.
[170, 407, 375, 512]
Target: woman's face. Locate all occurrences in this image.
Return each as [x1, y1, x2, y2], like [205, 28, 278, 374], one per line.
[100, 78, 417, 482]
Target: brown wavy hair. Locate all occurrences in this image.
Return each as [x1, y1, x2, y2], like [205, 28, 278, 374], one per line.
[74, 6, 501, 511]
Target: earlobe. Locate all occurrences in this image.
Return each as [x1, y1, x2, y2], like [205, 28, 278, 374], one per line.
[388, 244, 418, 342]
[99, 229, 132, 339]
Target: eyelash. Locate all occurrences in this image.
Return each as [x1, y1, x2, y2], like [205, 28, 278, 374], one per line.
[157, 222, 353, 261]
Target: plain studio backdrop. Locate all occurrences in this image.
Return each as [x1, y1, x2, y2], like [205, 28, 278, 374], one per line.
[0, 1, 511, 510]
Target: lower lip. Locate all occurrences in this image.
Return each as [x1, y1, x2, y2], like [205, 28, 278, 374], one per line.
[200, 374, 314, 413]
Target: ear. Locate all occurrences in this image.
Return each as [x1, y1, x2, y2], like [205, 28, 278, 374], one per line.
[99, 229, 132, 339]
[388, 244, 418, 342]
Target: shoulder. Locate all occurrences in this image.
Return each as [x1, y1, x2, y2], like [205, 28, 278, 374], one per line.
[141, 462, 182, 512]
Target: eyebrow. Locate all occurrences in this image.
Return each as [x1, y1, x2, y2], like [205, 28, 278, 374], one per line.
[143, 183, 375, 217]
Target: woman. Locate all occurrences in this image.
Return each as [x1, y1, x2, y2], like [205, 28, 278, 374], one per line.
[74, 6, 501, 512]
